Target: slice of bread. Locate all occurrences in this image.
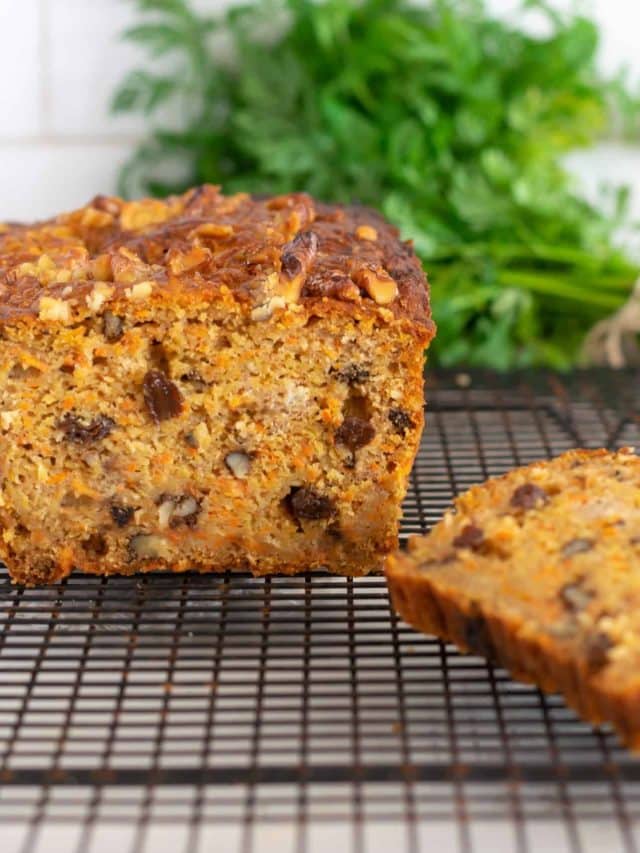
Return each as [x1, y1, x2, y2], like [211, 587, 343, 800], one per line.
[385, 448, 640, 751]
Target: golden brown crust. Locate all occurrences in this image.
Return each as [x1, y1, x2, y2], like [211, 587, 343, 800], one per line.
[386, 448, 640, 752]
[0, 186, 434, 338]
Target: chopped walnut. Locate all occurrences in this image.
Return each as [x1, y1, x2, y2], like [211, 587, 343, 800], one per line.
[561, 538, 595, 558]
[89, 195, 122, 216]
[81, 207, 113, 229]
[86, 283, 114, 313]
[102, 311, 124, 342]
[111, 248, 156, 285]
[172, 495, 200, 525]
[278, 231, 318, 302]
[167, 246, 211, 275]
[281, 231, 318, 278]
[355, 225, 378, 241]
[0, 410, 18, 431]
[188, 222, 234, 240]
[120, 199, 173, 231]
[352, 265, 398, 305]
[225, 451, 251, 479]
[251, 295, 287, 322]
[39, 297, 71, 323]
[157, 498, 175, 529]
[127, 281, 153, 301]
[128, 533, 171, 561]
[157, 494, 201, 529]
[559, 577, 594, 613]
[191, 421, 211, 449]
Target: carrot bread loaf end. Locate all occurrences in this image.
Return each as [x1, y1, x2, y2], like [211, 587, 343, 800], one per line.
[386, 448, 640, 751]
[0, 186, 434, 584]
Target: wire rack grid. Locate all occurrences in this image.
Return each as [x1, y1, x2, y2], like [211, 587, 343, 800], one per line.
[1, 369, 640, 853]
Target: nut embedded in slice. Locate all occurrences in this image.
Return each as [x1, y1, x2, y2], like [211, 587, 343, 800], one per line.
[102, 311, 124, 342]
[225, 451, 251, 479]
[128, 532, 171, 561]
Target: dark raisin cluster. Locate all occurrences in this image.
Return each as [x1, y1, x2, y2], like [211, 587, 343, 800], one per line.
[388, 408, 414, 435]
[286, 486, 336, 523]
[58, 413, 115, 444]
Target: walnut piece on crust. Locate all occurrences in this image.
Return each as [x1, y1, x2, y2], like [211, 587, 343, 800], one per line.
[0, 185, 434, 337]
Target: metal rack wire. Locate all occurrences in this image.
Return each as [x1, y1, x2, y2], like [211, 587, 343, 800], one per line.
[1, 370, 640, 853]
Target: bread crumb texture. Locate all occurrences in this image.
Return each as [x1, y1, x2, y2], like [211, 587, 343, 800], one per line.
[0, 186, 434, 584]
[386, 448, 640, 752]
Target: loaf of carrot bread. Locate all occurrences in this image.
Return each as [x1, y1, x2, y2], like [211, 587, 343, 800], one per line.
[0, 186, 434, 584]
[386, 448, 640, 751]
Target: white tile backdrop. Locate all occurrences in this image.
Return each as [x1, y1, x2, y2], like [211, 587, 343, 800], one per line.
[0, 0, 638, 221]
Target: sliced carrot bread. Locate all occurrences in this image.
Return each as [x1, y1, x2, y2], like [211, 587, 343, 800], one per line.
[385, 448, 640, 751]
[0, 186, 434, 584]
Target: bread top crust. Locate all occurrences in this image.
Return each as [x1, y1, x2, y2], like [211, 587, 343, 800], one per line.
[0, 185, 434, 340]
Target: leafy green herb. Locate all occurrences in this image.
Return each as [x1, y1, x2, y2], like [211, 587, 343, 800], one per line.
[113, 0, 640, 368]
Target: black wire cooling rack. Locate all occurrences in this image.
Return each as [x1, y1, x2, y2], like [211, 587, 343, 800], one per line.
[2, 369, 640, 853]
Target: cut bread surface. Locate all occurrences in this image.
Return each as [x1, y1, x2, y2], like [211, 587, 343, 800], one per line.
[385, 448, 640, 751]
[0, 187, 433, 584]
